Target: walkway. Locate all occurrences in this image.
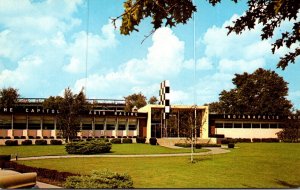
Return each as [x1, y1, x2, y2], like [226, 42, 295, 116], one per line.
[15, 147, 230, 161]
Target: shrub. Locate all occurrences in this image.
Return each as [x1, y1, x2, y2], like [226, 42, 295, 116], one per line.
[221, 139, 229, 144]
[21, 140, 32, 145]
[43, 136, 49, 139]
[235, 138, 251, 143]
[35, 140, 47, 145]
[28, 136, 34, 139]
[50, 140, 63, 145]
[64, 170, 134, 189]
[228, 143, 235, 148]
[36, 136, 41, 139]
[110, 138, 122, 144]
[14, 136, 20, 139]
[261, 138, 280, 143]
[0, 136, 3, 139]
[200, 144, 222, 147]
[122, 138, 132, 144]
[21, 136, 26, 139]
[195, 144, 202, 149]
[252, 138, 262, 143]
[149, 137, 157, 145]
[5, 140, 18, 146]
[174, 143, 203, 149]
[65, 140, 112, 154]
[5, 136, 11, 139]
[0, 155, 11, 161]
[136, 136, 146, 143]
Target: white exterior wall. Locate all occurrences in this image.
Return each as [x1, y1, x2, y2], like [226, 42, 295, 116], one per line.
[215, 128, 282, 138]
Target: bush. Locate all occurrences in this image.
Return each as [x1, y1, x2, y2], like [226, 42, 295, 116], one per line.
[5, 136, 11, 139]
[35, 140, 47, 145]
[21, 136, 26, 139]
[261, 138, 280, 143]
[221, 139, 229, 144]
[149, 137, 157, 145]
[14, 136, 20, 139]
[252, 138, 262, 143]
[64, 170, 134, 189]
[5, 140, 18, 146]
[200, 144, 222, 147]
[110, 138, 122, 144]
[21, 140, 32, 145]
[122, 138, 132, 144]
[0, 155, 11, 161]
[65, 140, 112, 154]
[36, 136, 41, 139]
[136, 136, 146, 143]
[228, 143, 235, 148]
[50, 140, 63, 145]
[28, 136, 34, 139]
[174, 143, 202, 149]
[235, 138, 251, 143]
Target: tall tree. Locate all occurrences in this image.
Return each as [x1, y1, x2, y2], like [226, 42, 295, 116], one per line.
[148, 96, 158, 104]
[124, 93, 147, 112]
[55, 88, 90, 142]
[0, 87, 20, 108]
[212, 68, 292, 115]
[114, 0, 299, 69]
[43, 96, 63, 110]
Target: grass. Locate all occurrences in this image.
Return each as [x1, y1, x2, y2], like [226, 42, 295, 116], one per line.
[15, 143, 300, 188]
[0, 143, 207, 158]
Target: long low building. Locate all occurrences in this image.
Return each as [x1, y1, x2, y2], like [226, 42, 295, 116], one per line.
[0, 98, 295, 143]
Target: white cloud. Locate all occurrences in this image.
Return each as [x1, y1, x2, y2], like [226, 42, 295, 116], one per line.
[218, 58, 265, 74]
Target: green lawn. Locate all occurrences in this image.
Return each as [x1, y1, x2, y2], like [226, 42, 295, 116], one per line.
[16, 143, 300, 188]
[0, 143, 207, 158]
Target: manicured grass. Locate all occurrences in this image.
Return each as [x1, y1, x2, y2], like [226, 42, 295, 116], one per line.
[18, 143, 300, 188]
[0, 144, 207, 158]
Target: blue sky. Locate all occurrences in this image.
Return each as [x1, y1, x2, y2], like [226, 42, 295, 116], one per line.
[0, 0, 299, 109]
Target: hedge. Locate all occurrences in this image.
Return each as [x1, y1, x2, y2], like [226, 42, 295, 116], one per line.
[261, 138, 280, 143]
[21, 140, 33, 145]
[110, 138, 122, 144]
[5, 140, 18, 146]
[252, 138, 262, 143]
[136, 137, 146, 143]
[149, 137, 157, 145]
[65, 140, 112, 154]
[64, 170, 133, 189]
[50, 140, 63, 145]
[35, 140, 47, 145]
[228, 143, 235, 148]
[122, 138, 132, 144]
[174, 143, 202, 149]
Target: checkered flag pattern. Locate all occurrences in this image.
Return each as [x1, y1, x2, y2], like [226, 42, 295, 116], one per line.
[159, 80, 170, 119]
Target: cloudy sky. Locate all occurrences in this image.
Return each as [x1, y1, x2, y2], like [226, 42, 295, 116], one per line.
[0, 0, 299, 109]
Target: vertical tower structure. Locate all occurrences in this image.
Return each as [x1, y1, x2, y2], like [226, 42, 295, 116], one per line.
[159, 80, 170, 119]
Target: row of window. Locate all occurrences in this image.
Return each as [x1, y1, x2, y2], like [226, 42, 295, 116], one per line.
[215, 123, 280, 129]
[0, 123, 137, 130]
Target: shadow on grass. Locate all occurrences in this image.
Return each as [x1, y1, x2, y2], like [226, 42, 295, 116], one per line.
[275, 179, 300, 188]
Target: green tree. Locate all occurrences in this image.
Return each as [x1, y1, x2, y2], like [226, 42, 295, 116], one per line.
[0, 87, 20, 108]
[276, 111, 300, 142]
[213, 68, 292, 115]
[43, 96, 63, 110]
[124, 92, 147, 112]
[148, 96, 158, 104]
[56, 88, 90, 143]
[114, 0, 299, 69]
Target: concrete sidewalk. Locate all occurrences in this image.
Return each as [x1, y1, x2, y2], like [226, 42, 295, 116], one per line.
[36, 181, 62, 188]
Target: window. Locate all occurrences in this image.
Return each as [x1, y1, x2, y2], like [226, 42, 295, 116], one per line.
[95, 124, 104, 130]
[252, 123, 260, 128]
[28, 123, 40, 129]
[106, 124, 115, 130]
[82, 124, 92, 130]
[43, 123, 54, 130]
[118, 124, 126, 130]
[234, 123, 242, 128]
[243, 123, 251, 128]
[261, 123, 269, 128]
[270, 124, 278, 128]
[0, 122, 11, 129]
[165, 87, 170, 93]
[224, 123, 233, 128]
[215, 123, 223, 128]
[129, 125, 136, 130]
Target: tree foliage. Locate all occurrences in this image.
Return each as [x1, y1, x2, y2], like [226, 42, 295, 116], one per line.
[115, 0, 300, 69]
[148, 96, 158, 104]
[0, 87, 20, 108]
[124, 92, 147, 112]
[44, 88, 90, 142]
[210, 68, 292, 115]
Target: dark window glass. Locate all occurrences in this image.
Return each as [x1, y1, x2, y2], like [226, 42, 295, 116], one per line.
[118, 124, 126, 130]
[261, 123, 269, 128]
[215, 123, 223, 128]
[252, 124, 260, 128]
[234, 123, 242, 128]
[224, 123, 233, 128]
[14, 123, 26, 129]
[129, 125, 136, 130]
[106, 124, 115, 130]
[82, 124, 92, 130]
[43, 123, 54, 130]
[0, 122, 12, 129]
[243, 123, 251, 128]
[28, 123, 40, 129]
[165, 100, 170, 106]
[270, 124, 278, 128]
[95, 124, 104, 130]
